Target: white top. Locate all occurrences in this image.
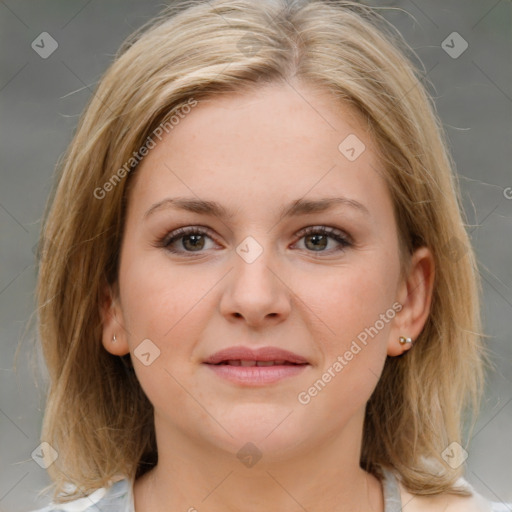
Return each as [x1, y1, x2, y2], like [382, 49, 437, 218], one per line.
[30, 468, 511, 512]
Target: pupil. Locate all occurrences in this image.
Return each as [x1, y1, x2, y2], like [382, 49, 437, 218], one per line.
[306, 234, 327, 251]
[183, 234, 204, 251]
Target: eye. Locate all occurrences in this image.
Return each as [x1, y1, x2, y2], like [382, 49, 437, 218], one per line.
[158, 226, 218, 254]
[293, 226, 352, 254]
[156, 225, 352, 256]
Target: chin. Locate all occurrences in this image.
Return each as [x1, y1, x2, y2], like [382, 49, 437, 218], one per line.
[212, 408, 308, 452]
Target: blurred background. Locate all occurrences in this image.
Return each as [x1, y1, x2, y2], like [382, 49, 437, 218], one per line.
[0, 0, 511, 510]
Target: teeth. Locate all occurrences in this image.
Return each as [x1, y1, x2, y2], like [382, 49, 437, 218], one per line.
[222, 360, 293, 366]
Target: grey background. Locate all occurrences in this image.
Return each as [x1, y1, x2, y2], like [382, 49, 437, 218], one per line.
[0, 0, 511, 510]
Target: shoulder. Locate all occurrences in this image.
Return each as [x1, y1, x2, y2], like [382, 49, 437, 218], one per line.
[28, 478, 134, 512]
[398, 475, 511, 512]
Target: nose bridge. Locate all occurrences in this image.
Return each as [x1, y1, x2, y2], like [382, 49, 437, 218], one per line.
[233, 233, 280, 297]
[220, 233, 291, 324]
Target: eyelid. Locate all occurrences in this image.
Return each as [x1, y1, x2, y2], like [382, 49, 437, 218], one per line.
[159, 225, 220, 247]
[295, 225, 353, 243]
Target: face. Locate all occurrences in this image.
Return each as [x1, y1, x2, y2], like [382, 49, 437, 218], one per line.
[102, 81, 430, 461]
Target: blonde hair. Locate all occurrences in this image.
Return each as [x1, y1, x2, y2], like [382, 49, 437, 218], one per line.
[34, 0, 490, 502]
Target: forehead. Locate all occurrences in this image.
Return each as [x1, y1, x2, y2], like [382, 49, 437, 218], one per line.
[126, 82, 391, 224]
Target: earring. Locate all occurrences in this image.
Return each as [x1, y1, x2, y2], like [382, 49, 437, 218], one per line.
[399, 336, 413, 345]
[112, 333, 117, 343]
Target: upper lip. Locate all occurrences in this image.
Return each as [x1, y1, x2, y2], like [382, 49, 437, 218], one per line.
[203, 346, 309, 365]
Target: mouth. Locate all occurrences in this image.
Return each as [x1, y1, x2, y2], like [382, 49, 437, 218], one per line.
[203, 345, 309, 365]
[202, 346, 310, 386]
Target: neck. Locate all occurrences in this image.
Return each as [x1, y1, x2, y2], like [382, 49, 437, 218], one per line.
[134, 408, 384, 512]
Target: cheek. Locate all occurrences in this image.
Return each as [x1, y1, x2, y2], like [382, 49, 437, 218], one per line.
[292, 258, 397, 416]
[117, 251, 214, 414]
[119, 242, 209, 337]
[294, 265, 395, 431]
[118, 247, 223, 396]
[299, 258, 398, 351]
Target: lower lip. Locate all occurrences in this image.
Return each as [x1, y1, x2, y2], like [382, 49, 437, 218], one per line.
[204, 363, 309, 385]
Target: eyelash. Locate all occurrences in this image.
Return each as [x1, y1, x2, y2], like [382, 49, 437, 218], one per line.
[156, 225, 353, 256]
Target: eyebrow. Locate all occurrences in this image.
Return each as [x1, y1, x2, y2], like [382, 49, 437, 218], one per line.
[143, 196, 370, 221]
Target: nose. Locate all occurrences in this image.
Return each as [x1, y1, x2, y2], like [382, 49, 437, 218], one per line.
[219, 242, 292, 328]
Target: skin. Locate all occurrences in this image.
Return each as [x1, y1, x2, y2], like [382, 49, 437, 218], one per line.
[101, 81, 436, 511]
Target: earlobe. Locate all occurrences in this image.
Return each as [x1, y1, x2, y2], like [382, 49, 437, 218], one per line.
[99, 283, 130, 356]
[104, 331, 130, 356]
[387, 246, 435, 357]
[387, 335, 415, 357]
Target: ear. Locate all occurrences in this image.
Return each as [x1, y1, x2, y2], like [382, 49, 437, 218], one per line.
[99, 281, 130, 356]
[387, 246, 435, 356]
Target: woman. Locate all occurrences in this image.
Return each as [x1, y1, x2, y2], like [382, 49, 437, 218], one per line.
[32, 0, 511, 510]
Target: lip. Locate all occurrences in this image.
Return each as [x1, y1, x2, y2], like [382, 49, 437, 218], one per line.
[203, 346, 310, 386]
[203, 346, 309, 365]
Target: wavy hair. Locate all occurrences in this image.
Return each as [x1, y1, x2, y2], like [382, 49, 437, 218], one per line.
[34, 0, 490, 502]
